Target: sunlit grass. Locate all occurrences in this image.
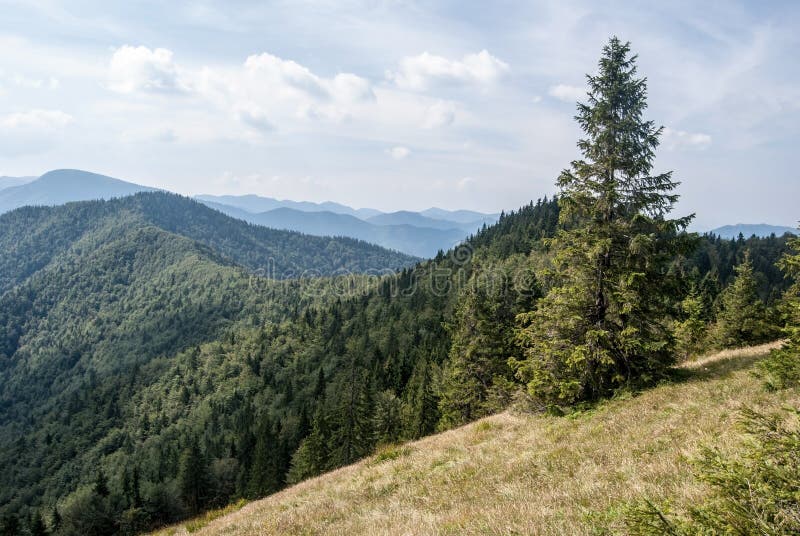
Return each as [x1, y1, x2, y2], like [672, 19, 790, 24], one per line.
[150, 341, 796, 535]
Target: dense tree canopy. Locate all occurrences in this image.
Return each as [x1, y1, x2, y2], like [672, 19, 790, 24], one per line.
[512, 37, 693, 406]
[0, 44, 794, 536]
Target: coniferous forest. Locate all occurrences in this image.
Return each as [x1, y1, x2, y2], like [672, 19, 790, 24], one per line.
[0, 37, 798, 536]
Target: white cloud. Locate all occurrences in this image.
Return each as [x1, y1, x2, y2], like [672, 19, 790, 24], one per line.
[662, 127, 712, 150]
[243, 52, 329, 99]
[388, 50, 509, 90]
[422, 100, 456, 129]
[8, 74, 59, 89]
[457, 176, 476, 191]
[199, 51, 375, 128]
[1, 109, 73, 130]
[0, 109, 73, 156]
[236, 105, 275, 133]
[108, 45, 184, 94]
[389, 146, 410, 159]
[548, 84, 585, 102]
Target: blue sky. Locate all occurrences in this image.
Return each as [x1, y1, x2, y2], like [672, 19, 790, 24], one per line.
[0, 0, 797, 229]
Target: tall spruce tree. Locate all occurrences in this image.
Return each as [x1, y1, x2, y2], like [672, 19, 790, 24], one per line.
[177, 436, 210, 515]
[712, 254, 774, 349]
[438, 265, 521, 428]
[511, 37, 693, 406]
[758, 230, 800, 390]
[246, 414, 282, 498]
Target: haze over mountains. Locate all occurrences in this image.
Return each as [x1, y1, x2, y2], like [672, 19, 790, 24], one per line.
[0, 170, 794, 259]
[197, 195, 493, 257]
[0, 170, 500, 257]
[708, 224, 798, 240]
[0, 176, 37, 191]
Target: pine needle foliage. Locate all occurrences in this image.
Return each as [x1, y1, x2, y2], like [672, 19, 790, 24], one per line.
[512, 37, 693, 406]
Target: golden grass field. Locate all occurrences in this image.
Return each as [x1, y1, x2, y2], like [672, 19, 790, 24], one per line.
[151, 341, 795, 536]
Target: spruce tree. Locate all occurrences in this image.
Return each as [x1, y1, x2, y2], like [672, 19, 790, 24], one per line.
[286, 408, 330, 484]
[246, 414, 282, 498]
[329, 353, 375, 466]
[439, 266, 519, 428]
[177, 436, 210, 515]
[402, 356, 440, 438]
[758, 231, 800, 389]
[28, 512, 47, 536]
[673, 286, 707, 360]
[712, 254, 773, 348]
[511, 37, 693, 406]
[372, 390, 403, 445]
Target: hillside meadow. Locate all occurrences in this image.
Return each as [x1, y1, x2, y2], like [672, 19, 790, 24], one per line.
[150, 341, 791, 536]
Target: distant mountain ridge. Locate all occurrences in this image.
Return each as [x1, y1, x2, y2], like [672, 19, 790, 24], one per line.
[196, 194, 499, 257]
[0, 171, 498, 258]
[195, 194, 383, 219]
[201, 201, 466, 258]
[0, 169, 156, 214]
[709, 223, 797, 239]
[0, 176, 37, 191]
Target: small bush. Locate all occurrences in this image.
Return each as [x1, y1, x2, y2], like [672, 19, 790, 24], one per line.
[371, 444, 412, 465]
[625, 406, 800, 535]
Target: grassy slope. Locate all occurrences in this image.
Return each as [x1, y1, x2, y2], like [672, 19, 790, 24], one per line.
[152, 342, 795, 535]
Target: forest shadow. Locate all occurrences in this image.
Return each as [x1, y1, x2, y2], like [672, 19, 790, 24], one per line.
[669, 350, 767, 385]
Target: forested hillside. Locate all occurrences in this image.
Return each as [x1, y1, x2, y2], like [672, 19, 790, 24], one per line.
[0, 190, 792, 535]
[1, 38, 797, 536]
[0, 192, 416, 290]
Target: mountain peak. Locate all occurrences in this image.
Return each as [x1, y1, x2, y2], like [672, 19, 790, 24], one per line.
[0, 169, 155, 214]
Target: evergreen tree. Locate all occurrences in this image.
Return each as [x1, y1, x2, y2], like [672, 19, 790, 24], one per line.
[329, 352, 375, 467]
[372, 390, 403, 445]
[512, 38, 693, 406]
[177, 436, 210, 515]
[758, 231, 800, 390]
[286, 409, 330, 484]
[246, 414, 282, 498]
[402, 356, 440, 439]
[712, 254, 774, 348]
[94, 469, 110, 498]
[28, 511, 47, 536]
[439, 266, 520, 428]
[673, 286, 707, 360]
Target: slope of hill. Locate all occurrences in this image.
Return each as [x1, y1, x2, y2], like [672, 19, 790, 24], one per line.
[0, 169, 157, 214]
[200, 201, 465, 258]
[0, 192, 415, 518]
[0, 193, 416, 290]
[710, 223, 797, 239]
[0, 194, 792, 533]
[0, 175, 36, 191]
[151, 342, 793, 536]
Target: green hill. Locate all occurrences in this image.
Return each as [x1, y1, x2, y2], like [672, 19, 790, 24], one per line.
[0, 195, 793, 534]
[149, 342, 794, 535]
[0, 192, 414, 519]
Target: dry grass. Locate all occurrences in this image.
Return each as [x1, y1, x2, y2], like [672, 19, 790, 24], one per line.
[151, 342, 797, 536]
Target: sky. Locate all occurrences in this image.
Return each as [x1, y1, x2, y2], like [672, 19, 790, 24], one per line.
[0, 0, 797, 230]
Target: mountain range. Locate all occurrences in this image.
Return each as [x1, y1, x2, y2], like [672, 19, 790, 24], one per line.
[0, 175, 37, 191]
[708, 223, 797, 239]
[1, 169, 795, 259]
[195, 195, 498, 257]
[0, 170, 499, 257]
[0, 169, 157, 214]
